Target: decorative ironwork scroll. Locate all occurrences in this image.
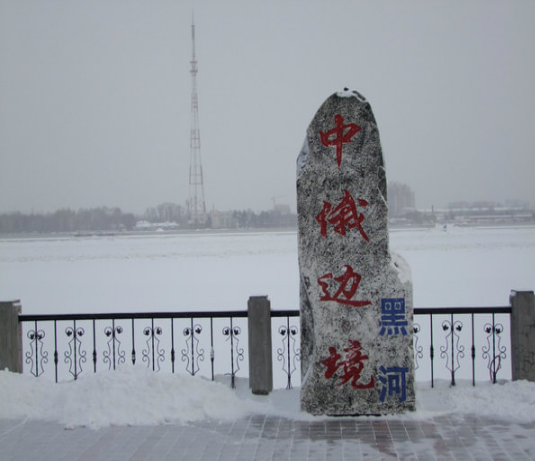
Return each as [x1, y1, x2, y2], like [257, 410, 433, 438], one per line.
[440, 318, 465, 386]
[483, 321, 507, 384]
[103, 323, 126, 370]
[65, 325, 87, 380]
[25, 327, 48, 377]
[222, 320, 244, 389]
[181, 322, 205, 376]
[142, 323, 164, 371]
[277, 322, 300, 389]
[413, 323, 423, 370]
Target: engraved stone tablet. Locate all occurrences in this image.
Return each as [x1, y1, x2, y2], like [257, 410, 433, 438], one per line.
[297, 88, 415, 415]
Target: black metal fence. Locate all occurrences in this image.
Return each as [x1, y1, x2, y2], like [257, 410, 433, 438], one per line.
[412, 306, 511, 387]
[19, 306, 511, 388]
[19, 310, 301, 389]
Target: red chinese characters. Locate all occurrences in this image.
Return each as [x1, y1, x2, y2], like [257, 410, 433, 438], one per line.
[317, 265, 371, 308]
[321, 340, 375, 389]
[319, 114, 361, 168]
[316, 190, 369, 241]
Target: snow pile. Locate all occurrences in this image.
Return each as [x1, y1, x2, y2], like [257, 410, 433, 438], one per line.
[415, 379, 535, 423]
[0, 367, 262, 429]
[2, 368, 535, 429]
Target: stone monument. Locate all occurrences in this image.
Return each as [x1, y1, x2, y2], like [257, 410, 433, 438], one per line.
[297, 88, 415, 415]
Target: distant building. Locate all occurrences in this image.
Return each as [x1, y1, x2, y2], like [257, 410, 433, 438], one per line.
[387, 182, 415, 218]
[273, 203, 291, 214]
[445, 200, 533, 225]
[209, 210, 236, 229]
[134, 221, 179, 231]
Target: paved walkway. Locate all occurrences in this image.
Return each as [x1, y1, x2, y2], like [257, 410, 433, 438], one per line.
[1, 414, 534, 461]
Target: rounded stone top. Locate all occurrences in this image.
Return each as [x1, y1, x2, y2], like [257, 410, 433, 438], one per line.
[336, 87, 367, 102]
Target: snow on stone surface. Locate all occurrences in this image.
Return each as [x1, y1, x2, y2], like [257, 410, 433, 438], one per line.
[391, 251, 412, 285]
[336, 87, 367, 102]
[1, 367, 535, 429]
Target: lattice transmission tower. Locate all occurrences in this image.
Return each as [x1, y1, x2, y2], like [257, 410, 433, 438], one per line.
[187, 18, 206, 227]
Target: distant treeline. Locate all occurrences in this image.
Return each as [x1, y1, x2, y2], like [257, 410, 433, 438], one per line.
[0, 203, 297, 234]
[142, 203, 297, 229]
[0, 207, 137, 234]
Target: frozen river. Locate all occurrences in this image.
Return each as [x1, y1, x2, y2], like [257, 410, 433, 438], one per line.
[1, 225, 534, 315]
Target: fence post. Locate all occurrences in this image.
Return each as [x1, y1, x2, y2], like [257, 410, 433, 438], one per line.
[248, 296, 273, 395]
[510, 290, 535, 382]
[0, 300, 23, 373]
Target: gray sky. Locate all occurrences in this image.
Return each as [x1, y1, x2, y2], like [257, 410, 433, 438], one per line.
[1, 0, 534, 215]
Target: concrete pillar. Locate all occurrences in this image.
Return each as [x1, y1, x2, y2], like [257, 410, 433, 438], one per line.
[0, 300, 22, 373]
[510, 291, 535, 382]
[248, 296, 273, 395]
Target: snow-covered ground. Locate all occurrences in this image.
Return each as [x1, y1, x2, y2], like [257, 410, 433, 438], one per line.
[1, 366, 535, 429]
[1, 225, 535, 428]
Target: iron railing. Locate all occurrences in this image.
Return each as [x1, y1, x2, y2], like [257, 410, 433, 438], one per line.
[413, 306, 511, 387]
[273, 306, 512, 388]
[19, 310, 300, 389]
[271, 310, 300, 389]
[20, 311, 247, 386]
[19, 306, 511, 388]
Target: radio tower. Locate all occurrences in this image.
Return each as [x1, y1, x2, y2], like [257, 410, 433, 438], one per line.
[187, 17, 206, 227]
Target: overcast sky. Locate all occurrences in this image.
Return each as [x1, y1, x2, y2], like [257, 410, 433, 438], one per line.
[1, 1, 534, 215]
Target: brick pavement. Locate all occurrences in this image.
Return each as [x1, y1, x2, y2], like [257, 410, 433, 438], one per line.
[1, 414, 534, 461]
